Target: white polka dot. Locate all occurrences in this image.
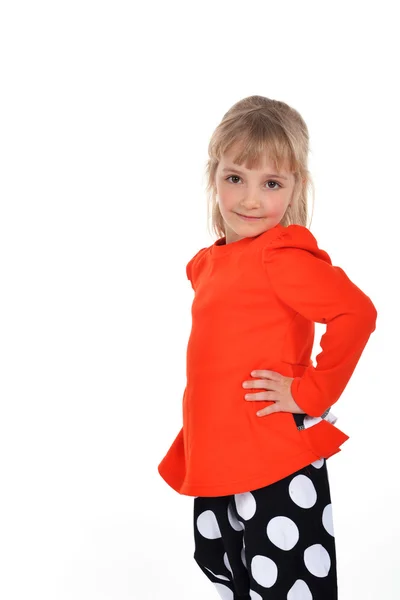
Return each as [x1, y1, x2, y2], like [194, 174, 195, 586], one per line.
[223, 552, 233, 575]
[213, 583, 234, 600]
[249, 591, 263, 600]
[289, 475, 317, 508]
[266, 516, 299, 550]
[304, 415, 322, 429]
[251, 555, 278, 588]
[287, 579, 313, 599]
[322, 503, 334, 537]
[234, 492, 257, 520]
[304, 544, 331, 577]
[196, 510, 222, 539]
[227, 503, 244, 531]
[241, 545, 246, 567]
[203, 566, 230, 581]
[311, 458, 325, 469]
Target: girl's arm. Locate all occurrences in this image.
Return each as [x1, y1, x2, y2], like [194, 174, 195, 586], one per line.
[262, 246, 377, 418]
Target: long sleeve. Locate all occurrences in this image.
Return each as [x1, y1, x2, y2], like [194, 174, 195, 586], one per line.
[262, 246, 378, 417]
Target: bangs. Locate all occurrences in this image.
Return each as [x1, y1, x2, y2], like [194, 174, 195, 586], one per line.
[215, 118, 297, 175]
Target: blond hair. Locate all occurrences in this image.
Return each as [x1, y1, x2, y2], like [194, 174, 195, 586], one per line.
[204, 95, 315, 239]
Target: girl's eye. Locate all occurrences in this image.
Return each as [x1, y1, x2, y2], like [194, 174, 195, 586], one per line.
[225, 175, 281, 190]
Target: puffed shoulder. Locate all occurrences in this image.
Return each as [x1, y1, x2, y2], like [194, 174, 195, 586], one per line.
[261, 224, 332, 265]
[186, 247, 208, 284]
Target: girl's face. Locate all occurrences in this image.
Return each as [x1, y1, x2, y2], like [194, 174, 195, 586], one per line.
[215, 147, 297, 244]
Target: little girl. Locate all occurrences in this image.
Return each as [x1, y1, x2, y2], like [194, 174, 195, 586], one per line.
[158, 95, 377, 600]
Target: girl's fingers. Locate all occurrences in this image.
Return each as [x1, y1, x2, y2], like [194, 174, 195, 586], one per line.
[244, 378, 281, 391]
[243, 372, 296, 415]
[251, 369, 281, 380]
[256, 403, 279, 417]
[245, 391, 274, 401]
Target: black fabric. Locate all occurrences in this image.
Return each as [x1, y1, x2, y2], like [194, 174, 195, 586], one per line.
[193, 459, 338, 599]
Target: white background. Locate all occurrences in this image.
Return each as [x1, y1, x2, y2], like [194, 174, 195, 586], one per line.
[0, 1, 397, 598]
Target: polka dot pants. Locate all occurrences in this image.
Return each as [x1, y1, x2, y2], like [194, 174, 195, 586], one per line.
[193, 458, 337, 599]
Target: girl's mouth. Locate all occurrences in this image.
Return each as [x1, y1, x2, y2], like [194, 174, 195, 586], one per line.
[237, 213, 262, 220]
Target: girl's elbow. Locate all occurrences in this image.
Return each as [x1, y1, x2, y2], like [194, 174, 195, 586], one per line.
[359, 296, 378, 331]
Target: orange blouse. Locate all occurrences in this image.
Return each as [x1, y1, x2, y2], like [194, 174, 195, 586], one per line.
[158, 223, 377, 497]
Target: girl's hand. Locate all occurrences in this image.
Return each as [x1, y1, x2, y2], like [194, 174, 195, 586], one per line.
[242, 369, 306, 417]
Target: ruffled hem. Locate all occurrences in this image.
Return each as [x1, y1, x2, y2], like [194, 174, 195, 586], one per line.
[297, 418, 349, 459]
